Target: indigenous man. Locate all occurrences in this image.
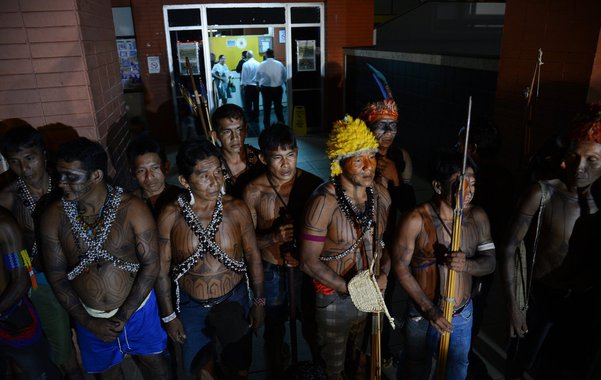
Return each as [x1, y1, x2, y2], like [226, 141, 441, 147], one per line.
[126, 134, 182, 218]
[358, 98, 415, 219]
[155, 139, 265, 379]
[358, 98, 415, 364]
[211, 104, 264, 198]
[392, 151, 495, 380]
[300, 116, 391, 380]
[40, 138, 169, 379]
[0, 206, 61, 379]
[0, 125, 83, 378]
[503, 105, 601, 379]
[243, 124, 322, 378]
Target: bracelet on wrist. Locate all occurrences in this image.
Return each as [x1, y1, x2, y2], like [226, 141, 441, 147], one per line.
[253, 297, 266, 306]
[161, 312, 177, 323]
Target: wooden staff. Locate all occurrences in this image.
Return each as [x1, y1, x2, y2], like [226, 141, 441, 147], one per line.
[184, 57, 215, 144]
[370, 195, 382, 380]
[437, 97, 472, 380]
[522, 49, 543, 165]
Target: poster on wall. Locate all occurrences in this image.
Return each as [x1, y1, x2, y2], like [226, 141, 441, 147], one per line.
[116, 38, 142, 90]
[296, 40, 316, 72]
[177, 42, 200, 75]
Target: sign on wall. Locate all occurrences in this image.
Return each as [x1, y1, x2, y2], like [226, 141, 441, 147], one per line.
[116, 38, 142, 89]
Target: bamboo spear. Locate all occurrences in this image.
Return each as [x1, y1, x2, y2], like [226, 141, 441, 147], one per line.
[371, 195, 382, 380]
[437, 96, 472, 380]
[184, 57, 215, 144]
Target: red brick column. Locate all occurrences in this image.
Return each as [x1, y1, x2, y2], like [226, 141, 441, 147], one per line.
[0, 0, 125, 144]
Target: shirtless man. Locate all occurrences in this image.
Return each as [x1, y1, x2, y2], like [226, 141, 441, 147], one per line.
[155, 139, 264, 379]
[0, 206, 61, 379]
[392, 151, 495, 380]
[0, 125, 83, 378]
[127, 134, 182, 218]
[300, 116, 391, 380]
[243, 124, 322, 377]
[211, 104, 264, 198]
[40, 138, 169, 379]
[503, 105, 601, 379]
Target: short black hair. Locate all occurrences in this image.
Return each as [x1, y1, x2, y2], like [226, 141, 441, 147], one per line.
[57, 137, 107, 175]
[176, 138, 222, 180]
[430, 150, 477, 184]
[264, 49, 274, 58]
[258, 123, 297, 154]
[1, 124, 45, 156]
[126, 135, 167, 168]
[211, 104, 246, 131]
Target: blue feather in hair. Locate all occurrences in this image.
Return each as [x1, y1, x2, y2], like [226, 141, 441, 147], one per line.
[367, 63, 394, 100]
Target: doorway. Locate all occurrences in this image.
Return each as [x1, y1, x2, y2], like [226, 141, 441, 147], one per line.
[163, 3, 324, 139]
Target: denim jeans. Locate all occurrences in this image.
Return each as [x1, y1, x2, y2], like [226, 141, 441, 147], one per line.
[426, 300, 473, 380]
[397, 301, 432, 380]
[179, 281, 250, 375]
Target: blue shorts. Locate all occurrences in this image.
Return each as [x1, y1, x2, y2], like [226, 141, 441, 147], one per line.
[179, 281, 251, 374]
[75, 290, 167, 373]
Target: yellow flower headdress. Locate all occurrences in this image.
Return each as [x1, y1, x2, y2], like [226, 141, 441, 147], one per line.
[326, 115, 379, 177]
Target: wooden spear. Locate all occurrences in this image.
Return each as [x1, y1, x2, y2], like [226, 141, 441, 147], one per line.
[437, 96, 472, 380]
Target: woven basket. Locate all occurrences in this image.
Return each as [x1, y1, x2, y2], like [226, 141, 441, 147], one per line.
[348, 270, 395, 328]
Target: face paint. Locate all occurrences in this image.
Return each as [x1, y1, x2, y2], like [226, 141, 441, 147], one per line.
[370, 118, 397, 148]
[341, 152, 377, 188]
[56, 160, 94, 201]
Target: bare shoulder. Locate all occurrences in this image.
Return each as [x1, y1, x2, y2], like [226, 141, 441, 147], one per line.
[306, 182, 336, 210]
[374, 183, 392, 205]
[401, 205, 425, 227]
[120, 191, 149, 215]
[516, 181, 549, 215]
[40, 199, 64, 226]
[247, 173, 270, 188]
[224, 195, 252, 218]
[0, 206, 19, 237]
[242, 174, 269, 200]
[0, 182, 17, 209]
[157, 201, 180, 230]
[468, 205, 490, 224]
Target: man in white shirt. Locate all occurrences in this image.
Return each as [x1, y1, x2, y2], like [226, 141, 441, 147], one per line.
[255, 49, 287, 130]
[212, 54, 229, 106]
[241, 50, 261, 124]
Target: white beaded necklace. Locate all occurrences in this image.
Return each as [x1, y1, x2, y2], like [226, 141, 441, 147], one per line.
[63, 185, 140, 280]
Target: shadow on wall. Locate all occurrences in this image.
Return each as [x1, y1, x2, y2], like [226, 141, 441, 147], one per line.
[325, 61, 343, 128]
[345, 55, 498, 175]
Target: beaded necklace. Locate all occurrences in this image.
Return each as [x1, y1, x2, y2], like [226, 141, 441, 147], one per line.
[16, 176, 52, 258]
[16, 176, 52, 215]
[320, 178, 375, 262]
[63, 185, 139, 280]
[172, 192, 247, 312]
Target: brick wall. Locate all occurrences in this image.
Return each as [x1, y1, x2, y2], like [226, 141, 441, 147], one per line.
[0, 0, 126, 145]
[126, 0, 375, 139]
[0, 0, 130, 179]
[325, 0, 375, 126]
[494, 0, 601, 173]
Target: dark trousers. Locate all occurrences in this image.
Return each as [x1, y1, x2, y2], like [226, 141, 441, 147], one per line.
[260, 86, 284, 129]
[244, 85, 259, 122]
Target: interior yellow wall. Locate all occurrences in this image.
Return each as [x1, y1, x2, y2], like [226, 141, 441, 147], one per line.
[209, 36, 265, 73]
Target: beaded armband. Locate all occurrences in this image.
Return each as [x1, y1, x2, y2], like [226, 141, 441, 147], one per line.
[3, 251, 23, 270]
